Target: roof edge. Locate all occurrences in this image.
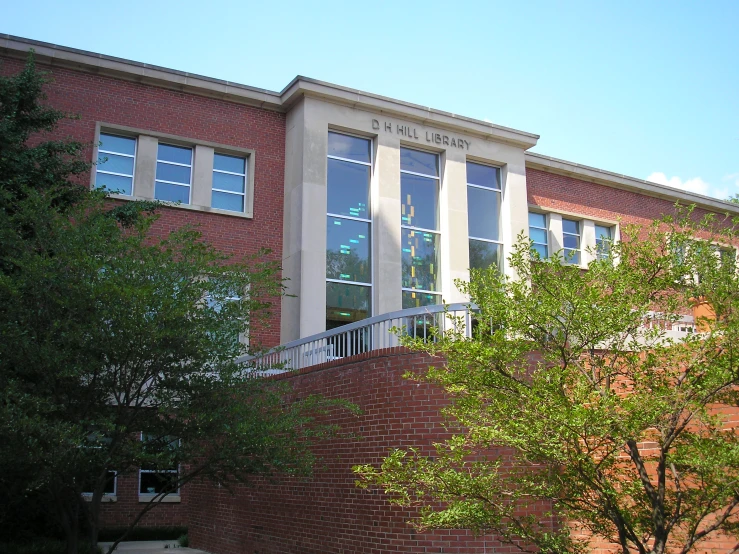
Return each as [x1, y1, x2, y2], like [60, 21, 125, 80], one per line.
[526, 151, 739, 214]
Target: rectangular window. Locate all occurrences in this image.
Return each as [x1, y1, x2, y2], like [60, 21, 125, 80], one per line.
[401, 148, 441, 307]
[139, 434, 179, 496]
[95, 134, 136, 195]
[82, 471, 117, 496]
[595, 225, 612, 260]
[562, 218, 581, 265]
[155, 144, 193, 204]
[467, 162, 502, 271]
[528, 212, 548, 259]
[326, 132, 372, 330]
[212, 153, 247, 212]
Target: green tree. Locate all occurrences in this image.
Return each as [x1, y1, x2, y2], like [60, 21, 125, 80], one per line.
[356, 213, 739, 554]
[0, 54, 343, 554]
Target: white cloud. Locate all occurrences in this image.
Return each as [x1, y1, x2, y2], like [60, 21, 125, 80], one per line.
[722, 172, 739, 188]
[646, 172, 728, 199]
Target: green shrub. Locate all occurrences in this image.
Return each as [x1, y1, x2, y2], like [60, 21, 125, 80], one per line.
[178, 534, 189, 547]
[0, 539, 101, 554]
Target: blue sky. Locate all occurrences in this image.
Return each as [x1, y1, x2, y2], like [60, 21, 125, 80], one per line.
[2, 0, 737, 200]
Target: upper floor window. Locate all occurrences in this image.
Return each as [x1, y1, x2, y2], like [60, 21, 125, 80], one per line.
[93, 125, 255, 218]
[155, 144, 193, 204]
[212, 153, 247, 213]
[529, 212, 549, 259]
[562, 218, 581, 265]
[595, 225, 612, 260]
[467, 162, 502, 270]
[95, 134, 136, 196]
[326, 132, 372, 331]
[400, 148, 440, 308]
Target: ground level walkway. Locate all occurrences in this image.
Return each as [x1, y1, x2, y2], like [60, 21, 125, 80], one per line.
[99, 540, 209, 553]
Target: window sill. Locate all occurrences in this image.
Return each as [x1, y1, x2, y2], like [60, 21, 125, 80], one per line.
[138, 494, 181, 503]
[107, 193, 253, 219]
[82, 495, 117, 503]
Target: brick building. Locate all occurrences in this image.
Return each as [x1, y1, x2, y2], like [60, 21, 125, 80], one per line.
[1, 34, 737, 553]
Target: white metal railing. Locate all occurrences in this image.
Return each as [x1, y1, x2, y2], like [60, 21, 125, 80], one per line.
[240, 305, 696, 374]
[240, 303, 475, 373]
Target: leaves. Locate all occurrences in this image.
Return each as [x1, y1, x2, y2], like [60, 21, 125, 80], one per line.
[355, 209, 739, 554]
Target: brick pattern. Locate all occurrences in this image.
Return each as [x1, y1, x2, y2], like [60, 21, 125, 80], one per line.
[186, 348, 552, 553]
[0, 54, 286, 347]
[97, 473, 186, 529]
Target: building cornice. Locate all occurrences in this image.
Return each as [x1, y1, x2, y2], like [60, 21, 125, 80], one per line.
[525, 152, 739, 215]
[2, 34, 734, 213]
[0, 34, 539, 149]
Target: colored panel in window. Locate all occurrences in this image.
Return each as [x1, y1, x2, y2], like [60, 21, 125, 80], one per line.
[401, 228, 440, 291]
[401, 173, 439, 230]
[326, 217, 371, 283]
[327, 158, 370, 218]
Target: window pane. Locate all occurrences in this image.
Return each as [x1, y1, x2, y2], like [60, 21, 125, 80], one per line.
[467, 186, 500, 241]
[83, 471, 116, 495]
[212, 191, 244, 212]
[562, 219, 579, 235]
[595, 225, 611, 241]
[401, 173, 438, 230]
[469, 240, 501, 270]
[157, 144, 192, 165]
[564, 249, 580, 265]
[95, 173, 132, 195]
[327, 217, 370, 283]
[327, 158, 370, 218]
[529, 228, 548, 244]
[155, 182, 190, 203]
[98, 153, 134, 175]
[402, 290, 441, 309]
[326, 282, 370, 328]
[328, 132, 370, 163]
[400, 148, 438, 176]
[466, 162, 500, 189]
[563, 234, 580, 249]
[531, 244, 548, 259]
[100, 134, 135, 156]
[214, 153, 245, 174]
[213, 171, 245, 193]
[529, 212, 546, 228]
[140, 471, 178, 495]
[156, 162, 191, 185]
[402, 229, 440, 291]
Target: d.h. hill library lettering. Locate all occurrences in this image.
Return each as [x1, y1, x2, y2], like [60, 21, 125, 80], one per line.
[371, 118, 471, 149]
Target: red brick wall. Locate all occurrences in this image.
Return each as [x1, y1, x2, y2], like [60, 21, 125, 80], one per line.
[526, 167, 726, 232]
[0, 54, 286, 346]
[97, 473, 187, 529]
[186, 349, 551, 554]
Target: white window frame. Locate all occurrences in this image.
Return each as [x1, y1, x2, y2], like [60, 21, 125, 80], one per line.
[528, 206, 619, 268]
[212, 153, 248, 213]
[138, 433, 181, 503]
[528, 211, 549, 259]
[466, 161, 503, 270]
[155, 143, 193, 205]
[95, 133, 137, 196]
[562, 217, 581, 265]
[91, 123, 256, 219]
[326, 131, 374, 327]
[400, 147, 442, 305]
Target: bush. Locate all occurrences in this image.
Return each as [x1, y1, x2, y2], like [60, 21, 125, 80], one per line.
[0, 540, 101, 554]
[178, 534, 189, 547]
